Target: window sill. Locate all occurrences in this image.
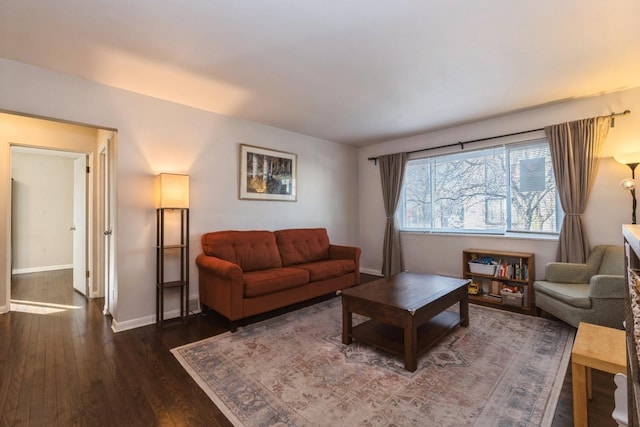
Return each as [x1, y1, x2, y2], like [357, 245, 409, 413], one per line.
[399, 230, 558, 241]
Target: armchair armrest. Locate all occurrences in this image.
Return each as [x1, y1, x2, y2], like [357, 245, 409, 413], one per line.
[329, 244, 361, 284]
[545, 262, 591, 284]
[195, 254, 244, 320]
[589, 275, 626, 299]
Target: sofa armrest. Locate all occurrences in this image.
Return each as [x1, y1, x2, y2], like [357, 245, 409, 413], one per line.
[329, 244, 361, 284]
[545, 262, 591, 284]
[196, 254, 242, 278]
[196, 254, 244, 320]
[329, 244, 360, 260]
[589, 275, 626, 299]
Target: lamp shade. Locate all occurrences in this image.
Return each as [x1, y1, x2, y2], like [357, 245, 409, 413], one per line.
[621, 178, 637, 191]
[614, 152, 640, 166]
[156, 173, 189, 208]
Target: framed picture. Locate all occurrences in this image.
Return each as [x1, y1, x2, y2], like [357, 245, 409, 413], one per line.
[239, 144, 297, 201]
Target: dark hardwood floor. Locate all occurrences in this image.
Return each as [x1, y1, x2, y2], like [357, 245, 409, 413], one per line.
[0, 271, 618, 426]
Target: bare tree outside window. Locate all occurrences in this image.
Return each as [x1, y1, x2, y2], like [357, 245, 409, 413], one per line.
[399, 140, 561, 234]
[508, 143, 559, 232]
[403, 160, 432, 228]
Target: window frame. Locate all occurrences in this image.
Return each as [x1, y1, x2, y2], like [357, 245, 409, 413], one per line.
[397, 138, 563, 237]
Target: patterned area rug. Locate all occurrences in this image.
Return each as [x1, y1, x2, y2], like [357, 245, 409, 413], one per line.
[172, 297, 573, 426]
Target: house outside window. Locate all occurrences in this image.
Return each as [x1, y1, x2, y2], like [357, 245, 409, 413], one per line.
[399, 139, 562, 234]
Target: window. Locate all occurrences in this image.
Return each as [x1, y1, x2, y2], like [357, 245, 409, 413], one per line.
[399, 139, 562, 234]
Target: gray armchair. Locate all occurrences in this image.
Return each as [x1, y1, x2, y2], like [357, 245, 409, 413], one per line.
[533, 245, 625, 329]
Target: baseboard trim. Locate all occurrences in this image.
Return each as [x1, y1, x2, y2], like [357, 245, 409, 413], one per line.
[360, 268, 383, 276]
[111, 302, 202, 333]
[11, 264, 73, 275]
[111, 315, 155, 333]
[12, 264, 73, 275]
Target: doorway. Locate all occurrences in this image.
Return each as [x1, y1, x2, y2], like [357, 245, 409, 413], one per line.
[3, 112, 116, 316]
[11, 147, 88, 299]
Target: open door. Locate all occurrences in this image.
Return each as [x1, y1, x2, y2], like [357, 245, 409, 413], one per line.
[72, 155, 88, 296]
[99, 134, 116, 315]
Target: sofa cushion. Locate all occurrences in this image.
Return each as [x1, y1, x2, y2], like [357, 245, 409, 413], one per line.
[533, 281, 592, 309]
[243, 268, 309, 298]
[275, 228, 330, 266]
[201, 230, 282, 272]
[292, 259, 356, 282]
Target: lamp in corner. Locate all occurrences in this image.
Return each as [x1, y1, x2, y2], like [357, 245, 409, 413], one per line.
[157, 173, 190, 209]
[614, 152, 640, 224]
[155, 173, 190, 325]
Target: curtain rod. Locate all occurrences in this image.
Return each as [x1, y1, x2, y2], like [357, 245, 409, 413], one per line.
[368, 109, 631, 163]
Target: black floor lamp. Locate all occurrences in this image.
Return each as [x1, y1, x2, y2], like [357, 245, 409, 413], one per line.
[155, 173, 190, 324]
[615, 153, 640, 225]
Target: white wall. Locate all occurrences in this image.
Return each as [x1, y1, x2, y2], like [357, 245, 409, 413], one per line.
[0, 58, 359, 330]
[11, 150, 74, 272]
[359, 87, 640, 280]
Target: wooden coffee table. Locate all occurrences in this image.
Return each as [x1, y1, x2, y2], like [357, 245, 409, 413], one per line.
[340, 272, 469, 372]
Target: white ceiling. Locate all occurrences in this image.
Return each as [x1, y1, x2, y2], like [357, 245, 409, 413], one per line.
[1, 1, 640, 145]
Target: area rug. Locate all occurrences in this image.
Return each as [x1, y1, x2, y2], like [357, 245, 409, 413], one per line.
[171, 297, 574, 427]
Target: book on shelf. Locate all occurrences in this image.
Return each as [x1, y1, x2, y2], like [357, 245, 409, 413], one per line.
[493, 260, 529, 280]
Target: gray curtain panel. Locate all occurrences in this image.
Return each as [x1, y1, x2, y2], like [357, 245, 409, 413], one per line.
[379, 153, 408, 277]
[545, 116, 611, 263]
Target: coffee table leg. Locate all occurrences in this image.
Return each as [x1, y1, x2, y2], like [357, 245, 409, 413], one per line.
[460, 292, 469, 327]
[404, 316, 417, 372]
[342, 301, 352, 345]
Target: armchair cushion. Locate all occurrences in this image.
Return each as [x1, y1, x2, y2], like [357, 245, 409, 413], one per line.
[545, 262, 591, 284]
[533, 281, 591, 309]
[599, 247, 625, 275]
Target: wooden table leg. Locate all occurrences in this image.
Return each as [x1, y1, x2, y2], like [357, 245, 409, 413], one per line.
[342, 301, 352, 345]
[572, 361, 588, 427]
[404, 315, 417, 372]
[460, 293, 469, 327]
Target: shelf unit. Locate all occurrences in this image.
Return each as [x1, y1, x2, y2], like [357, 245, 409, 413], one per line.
[462, 249, 535, 315]
[623, 224, 640, 427]
[156, 208, 189, 325]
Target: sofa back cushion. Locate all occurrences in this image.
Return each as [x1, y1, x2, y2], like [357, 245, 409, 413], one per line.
[201, 230, 282, 272]
[275, 228, 330, 266]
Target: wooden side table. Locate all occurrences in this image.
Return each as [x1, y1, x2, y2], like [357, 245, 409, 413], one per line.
[571, 322, 626, 427]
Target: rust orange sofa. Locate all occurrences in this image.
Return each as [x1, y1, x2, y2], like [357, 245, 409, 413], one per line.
[196, 228, 361, 329]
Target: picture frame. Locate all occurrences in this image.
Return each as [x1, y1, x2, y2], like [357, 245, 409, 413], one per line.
[239, 144, 297, 201]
